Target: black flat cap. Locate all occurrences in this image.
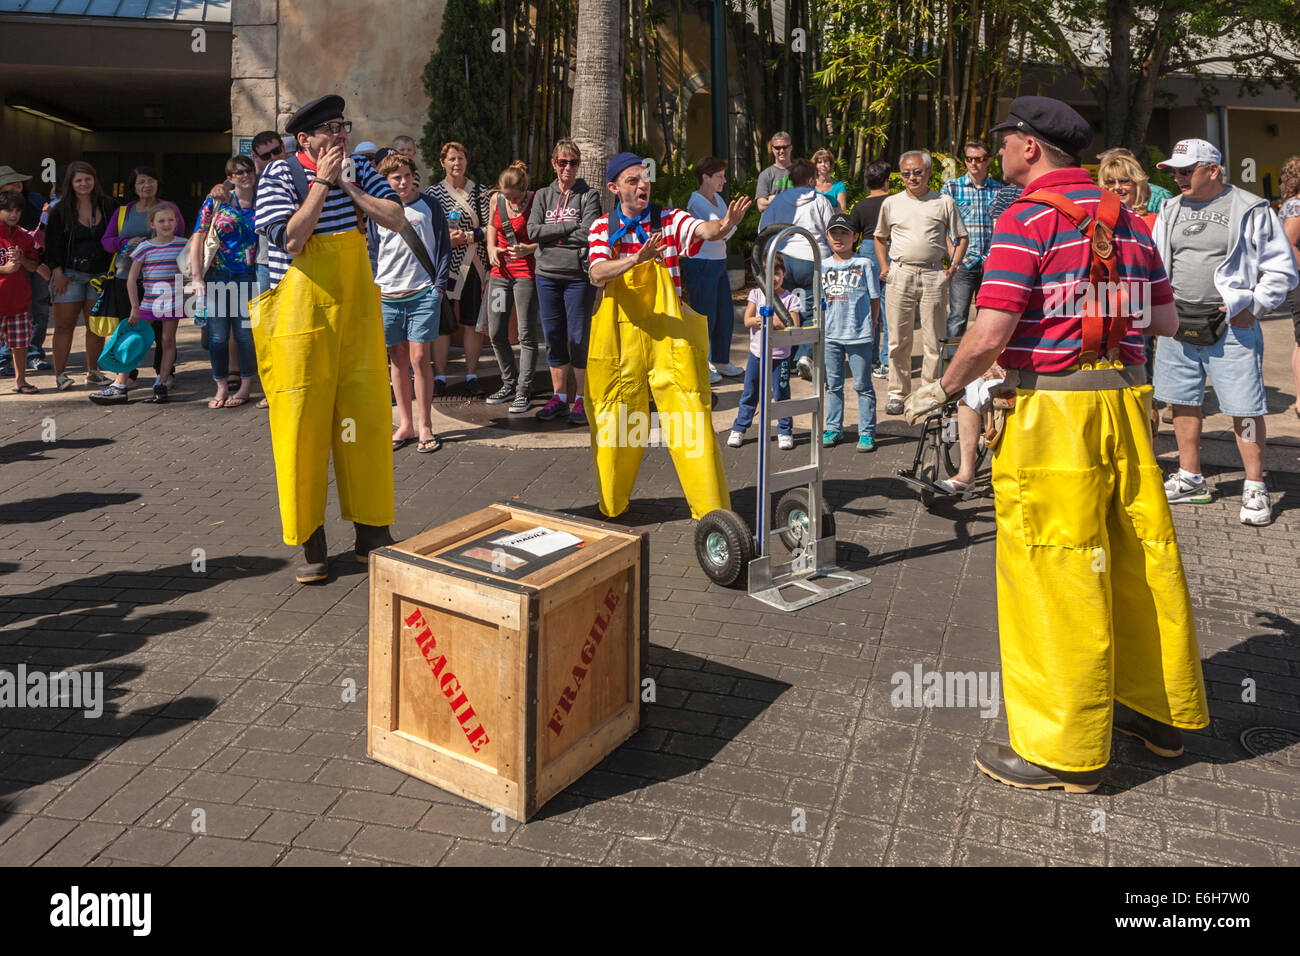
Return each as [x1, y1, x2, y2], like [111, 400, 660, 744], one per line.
[990, 96, 1093, 158]
[285, 95, 346, 135]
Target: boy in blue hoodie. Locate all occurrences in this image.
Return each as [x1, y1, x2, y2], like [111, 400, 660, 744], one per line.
[821, 213, 880, 451]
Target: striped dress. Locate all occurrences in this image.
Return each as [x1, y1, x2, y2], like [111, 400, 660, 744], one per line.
[426, 178, 490, 299]
[255, 155, 398, 289]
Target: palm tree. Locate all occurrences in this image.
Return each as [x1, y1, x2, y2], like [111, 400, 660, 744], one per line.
[570, 0, 622, 214]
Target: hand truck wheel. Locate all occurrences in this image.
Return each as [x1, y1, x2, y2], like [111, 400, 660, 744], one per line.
[695, 509, 755, 588]
[774, 488, 836, 551]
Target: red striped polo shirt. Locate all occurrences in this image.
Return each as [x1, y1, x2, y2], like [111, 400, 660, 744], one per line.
[976, 168, 1174, 372]
[587, 205, 704, 296]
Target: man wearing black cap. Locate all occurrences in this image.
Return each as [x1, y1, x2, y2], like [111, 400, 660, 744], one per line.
[904, 96, 1209, 793]
[254, 94, 407, 583]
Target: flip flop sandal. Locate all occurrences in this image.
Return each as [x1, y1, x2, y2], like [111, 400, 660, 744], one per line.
[256, 398, 269, 408]
[392, 436, 415, 451]
[13, 383, 38, 395]
[223, 396, 248, 407]
[417, 437, 442, 453]
[208, 398, 226, 409]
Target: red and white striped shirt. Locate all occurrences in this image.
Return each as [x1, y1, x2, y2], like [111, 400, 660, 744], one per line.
[587, 205, 704, 296]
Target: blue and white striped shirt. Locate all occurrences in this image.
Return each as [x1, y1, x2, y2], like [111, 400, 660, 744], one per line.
[255, 155, 398, 288]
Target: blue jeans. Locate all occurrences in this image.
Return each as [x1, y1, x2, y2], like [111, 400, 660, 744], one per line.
[256, 262, 271, 296]
[733, 352, 792, 435]
[535, 274, 595, 369]
[824, 340, 876, 436]
[205, 270, 256, 381]
[680, 257, 735, 365]
[946, 263, 981, 338]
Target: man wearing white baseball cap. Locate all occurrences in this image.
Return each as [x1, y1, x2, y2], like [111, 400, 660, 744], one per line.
[1151, 137, 1298, 525]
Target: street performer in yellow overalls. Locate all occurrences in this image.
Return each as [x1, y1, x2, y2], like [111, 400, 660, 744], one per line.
[253, 95, 408, 583]
[906, 97, 1209, 792]
[585, 153, 750, 519]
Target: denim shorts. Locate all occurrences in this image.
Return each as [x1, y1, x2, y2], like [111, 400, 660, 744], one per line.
[381, 287, 442, 347]
[1152, 321, 1267, 418]
[51, 268, 98, 304]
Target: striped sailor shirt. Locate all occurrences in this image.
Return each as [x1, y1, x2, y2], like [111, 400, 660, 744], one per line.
[975, 168, 1173, 372]
[255, 154, 398, 289]
[587, 205, 704, 297]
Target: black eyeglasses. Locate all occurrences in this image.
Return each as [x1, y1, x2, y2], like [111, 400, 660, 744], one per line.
[231, 168, 255, 177]
[313, 121, 352, 135]
[900, 169, 927, 178]
[555, 159, 579, 168]
[772, 144, 791, 151]
[255, 145, 284, 161]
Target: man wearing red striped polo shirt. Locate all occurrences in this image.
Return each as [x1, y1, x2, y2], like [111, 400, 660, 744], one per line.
[906, 97, 1209, 793]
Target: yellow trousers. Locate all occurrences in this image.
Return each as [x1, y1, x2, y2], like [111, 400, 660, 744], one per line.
[586, 261, 729, 520]
[992, 382, 1209, 772]
[250, 231, 394, 545]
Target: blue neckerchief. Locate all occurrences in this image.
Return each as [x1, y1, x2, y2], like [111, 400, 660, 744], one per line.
[608, 205, 650, 247]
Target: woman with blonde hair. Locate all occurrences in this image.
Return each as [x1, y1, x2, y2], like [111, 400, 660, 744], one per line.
[528, 138, 601, 423]
[1280, 155, 1300, 418]
[812, 148, 847, 213]
[484, 160, 542, 414]
[1097, 153, 1156, 231]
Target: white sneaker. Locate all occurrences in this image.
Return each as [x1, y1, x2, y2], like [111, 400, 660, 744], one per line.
[778, 434, 795, 450]
[1164, 472, 1211, 504]
[1240, 486, 1272, 526]
[708, 365, 722, 385]
[727, 430, 744, 448]
[716, 362, 745, 377]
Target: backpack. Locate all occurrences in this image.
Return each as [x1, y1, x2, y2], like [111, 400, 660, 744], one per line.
[1011, 187, 1125, 363]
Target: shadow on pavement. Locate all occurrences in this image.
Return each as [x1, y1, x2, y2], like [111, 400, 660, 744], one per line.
[0, 492, 140, 525]
[0, 437, 115, 465]
[0, 555, 288, 823]
[532, 646, 793, 820]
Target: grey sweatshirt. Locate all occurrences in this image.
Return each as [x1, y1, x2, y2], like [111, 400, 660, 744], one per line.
[527, 178, 602, 281]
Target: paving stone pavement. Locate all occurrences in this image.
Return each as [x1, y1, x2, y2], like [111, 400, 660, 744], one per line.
[1, 374, 1298, 867]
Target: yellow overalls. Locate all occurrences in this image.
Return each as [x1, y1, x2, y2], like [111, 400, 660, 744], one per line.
[249, 230, 394, 545]
[585, 260, 729, 519]
[993, 370, 1210, 772]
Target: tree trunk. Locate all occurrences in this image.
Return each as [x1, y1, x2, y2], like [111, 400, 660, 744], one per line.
[637, 0, 649, 145]
[572, 0, 623, 213]
[1104, 0, 1132, 147]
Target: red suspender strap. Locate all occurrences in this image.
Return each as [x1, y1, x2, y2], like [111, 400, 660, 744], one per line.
[1013, 188, 1125, 364]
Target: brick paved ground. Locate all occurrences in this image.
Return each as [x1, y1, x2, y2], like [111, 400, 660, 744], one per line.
[1, 354, 1298, 866]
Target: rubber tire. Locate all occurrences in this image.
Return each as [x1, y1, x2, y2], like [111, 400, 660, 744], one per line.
[775, 488, 836, 551]
[695, 509, 754, 588]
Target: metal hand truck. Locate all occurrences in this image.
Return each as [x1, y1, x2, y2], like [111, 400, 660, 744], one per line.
[693, 225, 870, 611]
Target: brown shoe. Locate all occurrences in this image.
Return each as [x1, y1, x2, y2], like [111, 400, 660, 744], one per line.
[295, 526, 328, 583]
[354, 523, 395, 564]
[1114, 702, 1184, 757]
[974, 742, 1101, 793]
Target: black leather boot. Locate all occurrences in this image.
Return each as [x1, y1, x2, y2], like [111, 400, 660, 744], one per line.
[354, 523, 395, 564]
[1114, 702, 1184, 757]
[974, 742, 1101, 794]
[295, 526, 328, 584]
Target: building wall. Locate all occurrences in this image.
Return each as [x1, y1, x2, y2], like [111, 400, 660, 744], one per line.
[1228, 108, 1300, 200]
[230, 0, 445, 152]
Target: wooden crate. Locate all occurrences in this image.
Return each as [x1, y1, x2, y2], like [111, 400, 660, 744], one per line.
[367, 502, 648, 821]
